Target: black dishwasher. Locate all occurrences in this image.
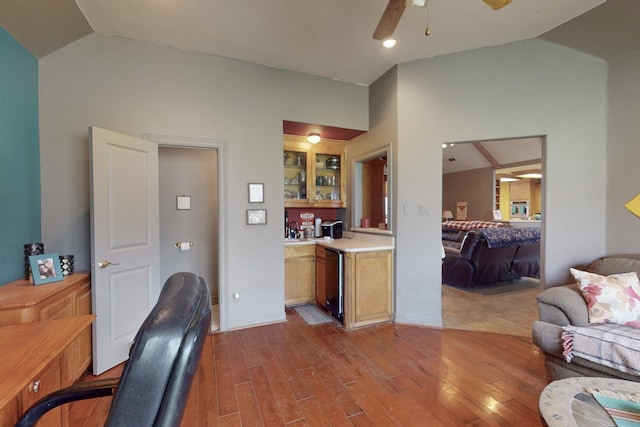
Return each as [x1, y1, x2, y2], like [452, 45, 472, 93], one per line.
[324, 248, 344, 324]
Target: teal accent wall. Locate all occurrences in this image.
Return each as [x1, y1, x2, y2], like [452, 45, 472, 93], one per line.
[0, 27, 40, 284]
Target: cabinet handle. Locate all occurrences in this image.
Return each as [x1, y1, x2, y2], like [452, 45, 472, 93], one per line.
[31, 380, 41, 393]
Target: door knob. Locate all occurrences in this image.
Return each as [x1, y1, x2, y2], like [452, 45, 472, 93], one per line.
[98, 260, 120, 269]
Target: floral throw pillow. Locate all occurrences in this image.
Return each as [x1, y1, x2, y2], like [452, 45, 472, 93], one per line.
[570, 268, 640, 327]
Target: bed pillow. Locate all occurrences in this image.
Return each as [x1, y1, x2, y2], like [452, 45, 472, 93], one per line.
[570, 268, 640, 327]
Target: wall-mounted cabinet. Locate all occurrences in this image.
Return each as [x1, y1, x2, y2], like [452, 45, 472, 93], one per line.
[284, 135, 346, 208]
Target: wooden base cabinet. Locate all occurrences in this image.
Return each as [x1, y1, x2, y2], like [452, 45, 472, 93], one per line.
[343, 250, 393, 329]
[285, 245, 316, 306]
[0, 273, 93, 381]
[0, 316, 94, 427]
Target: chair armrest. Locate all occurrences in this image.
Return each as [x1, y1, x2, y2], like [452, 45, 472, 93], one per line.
[16, 378, 119, 427]
[531, 320, 565, 356]
[536, 286, 589, 327]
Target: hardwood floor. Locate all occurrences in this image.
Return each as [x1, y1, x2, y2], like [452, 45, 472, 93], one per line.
[69, 307, 547, 426]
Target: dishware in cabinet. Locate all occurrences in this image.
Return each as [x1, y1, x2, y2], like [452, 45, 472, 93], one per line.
[284, 148, 309, 205]
[313, 152, 343, 207]
[284, 135, 346, 208]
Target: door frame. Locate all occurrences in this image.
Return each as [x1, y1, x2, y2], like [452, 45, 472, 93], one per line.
[143, 133, 228, 331]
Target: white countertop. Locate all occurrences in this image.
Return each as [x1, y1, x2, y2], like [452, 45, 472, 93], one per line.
[284, 231, 394, 253]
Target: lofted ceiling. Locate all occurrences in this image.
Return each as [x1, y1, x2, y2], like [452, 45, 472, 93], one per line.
[442, 137, 542, 176]
[0, 0, 617, 86]
[2, 0, 640, 174]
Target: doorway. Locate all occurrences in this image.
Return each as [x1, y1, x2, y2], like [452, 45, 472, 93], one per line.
[441, 136, 544, 336]
[159, 146, 220, 330]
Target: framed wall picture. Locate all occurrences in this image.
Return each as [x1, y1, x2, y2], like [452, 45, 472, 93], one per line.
[247, 209, 267, 225]
[248, 183, 264, 203]
[29, 252, 64, 285]
[176, 195, 191, 210]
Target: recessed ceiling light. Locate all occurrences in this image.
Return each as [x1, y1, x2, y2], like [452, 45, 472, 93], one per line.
[517, 173, 542, 179]
[382, 39, 397, 48]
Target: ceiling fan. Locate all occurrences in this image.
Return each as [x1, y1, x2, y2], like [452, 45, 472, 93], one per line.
[373, 0, 512, 40]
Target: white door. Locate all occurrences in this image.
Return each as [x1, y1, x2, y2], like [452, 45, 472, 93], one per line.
[90, 126, 161, 375]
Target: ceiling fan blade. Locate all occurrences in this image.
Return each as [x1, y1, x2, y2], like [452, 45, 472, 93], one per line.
[373, 0, 407, 40]
[483, 0, 512, 10]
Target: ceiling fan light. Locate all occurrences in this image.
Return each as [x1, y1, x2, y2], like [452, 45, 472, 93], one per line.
[382, 38, 397, 48]
[307, 133, 321, 144]
[406, 0, 427, 6]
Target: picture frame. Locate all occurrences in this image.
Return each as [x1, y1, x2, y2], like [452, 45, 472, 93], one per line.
[248, 183, 264, 203]
[176, 195, 191, 210]
[29, 252, 63, 285]
[247, 209, 267, 225]
[492, 209, 503, 220]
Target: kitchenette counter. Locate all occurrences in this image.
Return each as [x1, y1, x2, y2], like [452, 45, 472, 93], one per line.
[284, 231, 394, 252]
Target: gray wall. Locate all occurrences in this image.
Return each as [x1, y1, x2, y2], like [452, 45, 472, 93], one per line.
[442, 168, 495, 221]
[158, 146, 218, 303]
[37, 33, 618, 331]
[607, 50, 640, 253]
[393, 39, 607, 326]
[38, 34, 368, 331]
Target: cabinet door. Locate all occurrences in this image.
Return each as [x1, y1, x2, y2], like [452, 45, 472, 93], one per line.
[22, 360, 63, 427]
[0, 397, 19, 427]
[284, 148, 309, 206]
[345, 250, 393, 328]
[315, 246, 326, 307]
[40, 294, 77, 385]
[313, 151, 344, 208]
[75, 283, 93, 377]
[285, 246, 315, 306]
[284, 135, 346, 208]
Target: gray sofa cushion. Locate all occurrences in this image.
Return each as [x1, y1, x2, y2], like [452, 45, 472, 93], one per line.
[533, 254, 640, 381]
[587, 254, 640, 276]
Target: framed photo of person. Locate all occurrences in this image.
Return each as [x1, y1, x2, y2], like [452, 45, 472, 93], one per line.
[29, 252, 64, 285]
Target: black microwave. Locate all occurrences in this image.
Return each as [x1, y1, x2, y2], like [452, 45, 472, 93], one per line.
[322, 221, 343, 239]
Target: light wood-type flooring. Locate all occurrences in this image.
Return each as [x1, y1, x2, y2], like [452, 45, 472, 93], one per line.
[68, 300, 547, 427]
[442, 279, 541, 337]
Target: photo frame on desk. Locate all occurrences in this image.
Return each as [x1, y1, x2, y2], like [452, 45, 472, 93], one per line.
[29, 252, 63, 285]
[247, 209, 267, 225]
[248, 183, 264, 203]
[492, 210, 503, 220]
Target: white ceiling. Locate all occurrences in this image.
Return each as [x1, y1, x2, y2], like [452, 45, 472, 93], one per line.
[1, 0, 607, 85]
[2, 0, 639, 173]
[74, 0, 604, 85]
[442, 137, 542, 175]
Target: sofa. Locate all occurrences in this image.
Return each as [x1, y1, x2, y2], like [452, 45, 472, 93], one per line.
[442, 223, 540, 288]
[532, 254, 640, 382]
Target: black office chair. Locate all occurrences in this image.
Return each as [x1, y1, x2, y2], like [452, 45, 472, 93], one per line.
[16, 272, 212, 427]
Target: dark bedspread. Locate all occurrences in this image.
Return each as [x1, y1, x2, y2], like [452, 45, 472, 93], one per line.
[478, 227, 540, 248]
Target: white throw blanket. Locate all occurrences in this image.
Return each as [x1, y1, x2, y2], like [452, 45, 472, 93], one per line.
[562, 323, 640, 376]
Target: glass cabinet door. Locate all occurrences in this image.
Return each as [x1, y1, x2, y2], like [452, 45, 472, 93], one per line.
[314, 153, 341, 203]
[284, 150, 308, 202]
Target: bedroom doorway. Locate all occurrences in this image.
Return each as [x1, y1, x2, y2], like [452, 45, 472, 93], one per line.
[441, 136, 545, 336]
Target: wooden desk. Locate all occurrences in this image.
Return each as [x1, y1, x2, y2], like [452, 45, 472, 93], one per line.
[0, 273, 92, 385]
[0, 315, 95, 426]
